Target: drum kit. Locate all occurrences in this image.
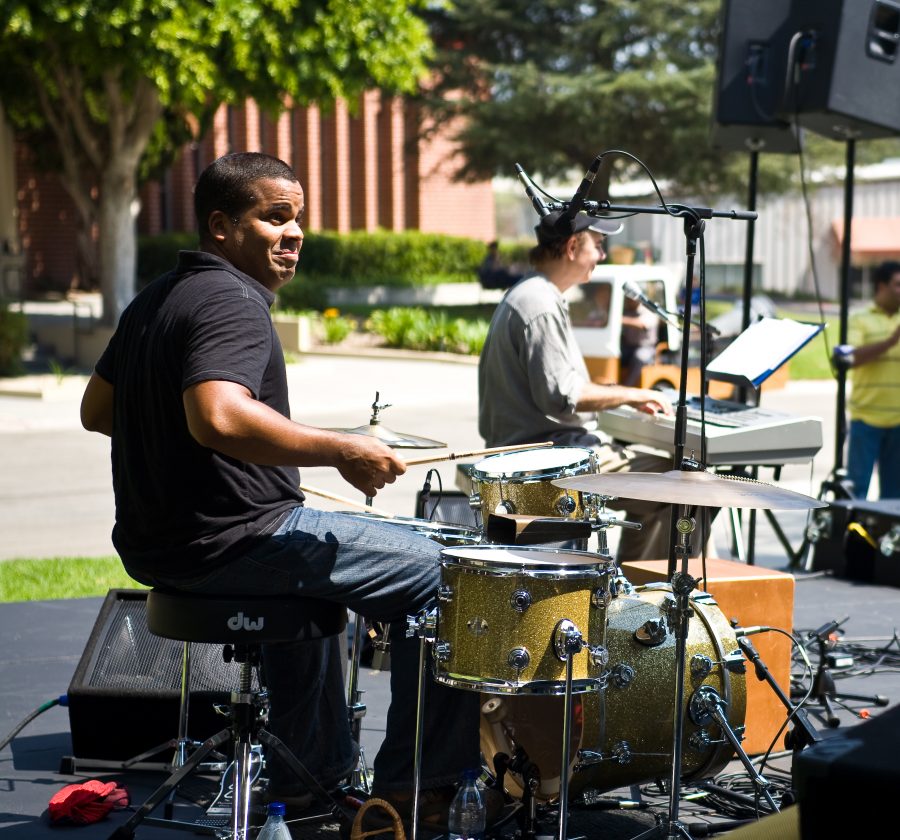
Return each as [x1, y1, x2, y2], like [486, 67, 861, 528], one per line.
[309, 394, 827, 840]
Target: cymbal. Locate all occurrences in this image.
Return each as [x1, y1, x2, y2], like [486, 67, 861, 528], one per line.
[552, 469, 827, 510]
[332, 423, 447, 450]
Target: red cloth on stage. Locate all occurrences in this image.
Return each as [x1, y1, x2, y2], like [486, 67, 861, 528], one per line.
[48, 779, 130, 825]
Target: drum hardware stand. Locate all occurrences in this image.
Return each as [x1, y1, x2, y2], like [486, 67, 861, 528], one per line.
[552, 618, 607, 840]
[629, 510, 697, 840]
[587, 494, 640, 595]
[688, 686, 779, 814]
[792, 617, 889, 727]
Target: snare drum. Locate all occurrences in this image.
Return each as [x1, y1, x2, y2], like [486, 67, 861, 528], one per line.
[469, 447, 595, 524]
[479, 584, 747, 801]
[337, 512, 481, 546]
[435, 545, 614, 695]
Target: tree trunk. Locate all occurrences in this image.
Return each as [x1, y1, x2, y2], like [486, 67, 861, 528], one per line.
[98, 164, 139, 326]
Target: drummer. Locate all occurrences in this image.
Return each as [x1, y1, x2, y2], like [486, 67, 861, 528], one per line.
[478, 210, 680, 563]
[80, 153, 499, 834]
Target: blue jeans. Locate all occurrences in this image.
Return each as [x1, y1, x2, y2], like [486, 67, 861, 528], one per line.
[173, 506, 481, 792]
[847, 419, 900, 499]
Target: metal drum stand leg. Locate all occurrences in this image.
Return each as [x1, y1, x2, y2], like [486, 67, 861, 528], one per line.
[406, 608, 438, 840]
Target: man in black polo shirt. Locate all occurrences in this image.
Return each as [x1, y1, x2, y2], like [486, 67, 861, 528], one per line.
[81, 152, 485, 830]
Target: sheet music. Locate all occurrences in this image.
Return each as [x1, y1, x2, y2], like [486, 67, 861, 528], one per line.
[706, 317, 824, 389]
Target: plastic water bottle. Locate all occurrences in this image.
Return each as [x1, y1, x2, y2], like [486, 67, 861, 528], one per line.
[447, 769, 486, 840]
[257, 801, 292, 840]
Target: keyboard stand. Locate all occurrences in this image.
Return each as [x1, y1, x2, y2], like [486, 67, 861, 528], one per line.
[722, 464, 813, 569]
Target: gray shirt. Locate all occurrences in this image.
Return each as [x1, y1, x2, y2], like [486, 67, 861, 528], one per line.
[478, 274, 594, 446]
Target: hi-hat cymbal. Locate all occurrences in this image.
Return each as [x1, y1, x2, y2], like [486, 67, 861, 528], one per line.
[332, 423, 447, 450]
[552, 469, 827, 510]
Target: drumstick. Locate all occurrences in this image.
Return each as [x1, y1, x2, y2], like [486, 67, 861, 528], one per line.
[404, 440, 554, 467]
[299, 484, 393, 517]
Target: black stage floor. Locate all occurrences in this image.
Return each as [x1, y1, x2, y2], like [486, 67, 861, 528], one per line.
[2, 563, 899, 840]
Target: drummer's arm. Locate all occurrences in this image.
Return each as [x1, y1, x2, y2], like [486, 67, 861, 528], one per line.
[183, 380, 405, 496]
[575, 382, 673, 417]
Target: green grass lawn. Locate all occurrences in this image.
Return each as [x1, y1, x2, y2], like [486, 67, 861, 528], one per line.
[0, 556, 146, 603]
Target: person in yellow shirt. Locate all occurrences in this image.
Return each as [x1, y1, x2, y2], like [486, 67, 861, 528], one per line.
[846, 260, 900, 499]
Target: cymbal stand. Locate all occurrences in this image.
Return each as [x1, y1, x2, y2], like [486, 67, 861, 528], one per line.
[344, 392, 395, 791]
[542, 617, 608, 840]
[630, 512, 697, 840]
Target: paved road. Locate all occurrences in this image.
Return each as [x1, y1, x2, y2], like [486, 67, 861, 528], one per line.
[0, 351, 841, 563]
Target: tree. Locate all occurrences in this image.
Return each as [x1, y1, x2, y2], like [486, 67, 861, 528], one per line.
[0, 1, 432, 324]
[421, 0, 900, 202]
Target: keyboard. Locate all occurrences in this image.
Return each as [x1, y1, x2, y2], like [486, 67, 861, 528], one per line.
[596, 394, 824, 466]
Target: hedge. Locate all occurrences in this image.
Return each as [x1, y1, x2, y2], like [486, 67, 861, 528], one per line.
[137, 229, 492, 301]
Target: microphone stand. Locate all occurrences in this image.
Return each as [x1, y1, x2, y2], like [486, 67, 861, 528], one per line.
[551, 197, 756, 840]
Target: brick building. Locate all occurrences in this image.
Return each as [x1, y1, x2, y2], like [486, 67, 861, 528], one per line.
[5, 93, 495, 297]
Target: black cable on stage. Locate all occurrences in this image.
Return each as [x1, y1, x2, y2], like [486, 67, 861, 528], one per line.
[0, 695, 67, 752]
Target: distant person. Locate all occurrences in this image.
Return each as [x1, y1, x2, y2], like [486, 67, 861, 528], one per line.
[619, 293, 659, 386]
[477, 240, 522, 290]
[845, 259, 900, 499]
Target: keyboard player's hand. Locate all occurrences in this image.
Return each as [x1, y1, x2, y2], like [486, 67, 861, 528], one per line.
[629, 389, 673, 417]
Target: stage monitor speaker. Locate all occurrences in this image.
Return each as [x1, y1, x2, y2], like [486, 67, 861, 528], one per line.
[794, 704, 900, 838]
[781, 0, 900, 140]
[67, 589, 254, 761]
[711, 0, 803, 154]
[809, 499, 900, 587]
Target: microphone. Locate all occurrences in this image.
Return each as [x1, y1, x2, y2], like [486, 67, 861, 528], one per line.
[734, 625, 771, 637]
[562, 154, 604, 225]
[515, 164, 551, 217]
[622, 280, 681, 328]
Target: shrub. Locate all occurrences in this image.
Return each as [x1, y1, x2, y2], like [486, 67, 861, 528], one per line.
[0, 303, 28, 375]
[137, 233, 198, 288]
[320, 309, 356, 344]
[365, 307, 488, 355]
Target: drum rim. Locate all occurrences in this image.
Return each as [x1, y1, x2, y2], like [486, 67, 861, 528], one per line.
[439, 544, 615, 576]
[471, 446, 595, 481]
[434, 672, 603, 695]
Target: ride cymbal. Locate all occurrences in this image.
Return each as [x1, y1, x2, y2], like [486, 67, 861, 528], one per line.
[552, 469, 827, 510]
[333, 423, 447, 449]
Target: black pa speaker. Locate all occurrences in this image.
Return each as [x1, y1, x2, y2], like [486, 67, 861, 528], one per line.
[711, 0, 803, 153]
[781, 0, 900, 139]
[794, 704, 900, 838]
[66, 589, 253, 761]
[810, 499, 900, 587]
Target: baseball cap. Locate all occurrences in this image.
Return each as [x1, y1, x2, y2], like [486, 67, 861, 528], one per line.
[535, 210, 623, 245]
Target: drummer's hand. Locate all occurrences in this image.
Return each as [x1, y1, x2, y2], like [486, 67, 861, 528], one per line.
[337, 435, 407, 497]
[630, 389, 674, 417]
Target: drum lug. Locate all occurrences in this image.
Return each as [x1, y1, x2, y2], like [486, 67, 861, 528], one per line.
[689, 729, 712, 753]
[724, 649, 747, 674]
[610, 663, 636, 689]
[611, 740, 632, 765]
[555, 493, 577, 515]
[574, 750, 604, 769]
[494, 499, 516, 514]
[507, 647, 531, 672]
[690, 653, 713, 678]
[468, 492, 481, 511]
[406, 609, 437, 641]
[588, 644, 610, 669]
[634, 617, 668, 646]
[436, 583, 454, 602]
[591, 587, 612, 609]
[433, 639, 452, 662]
[510, 589, 532, 612]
